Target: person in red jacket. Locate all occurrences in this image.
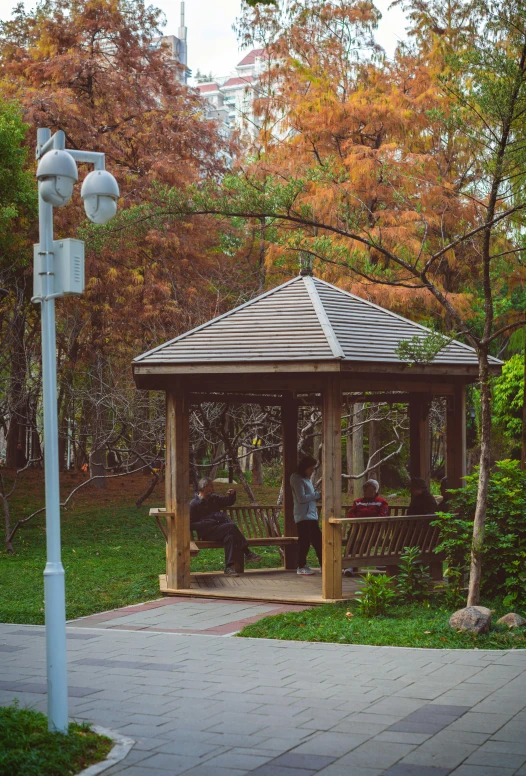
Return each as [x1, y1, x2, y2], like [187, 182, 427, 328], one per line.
[348, 479, 389, 518]
[345, 479, 389, 576]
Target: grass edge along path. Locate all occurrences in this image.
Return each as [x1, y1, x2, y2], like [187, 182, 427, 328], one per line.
[238, 598, 526, 650]
[0, 703, 113, 776]
[0, 472, 288, 624]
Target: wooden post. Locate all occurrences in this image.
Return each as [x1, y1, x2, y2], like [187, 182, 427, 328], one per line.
[322, 374, 342, 600]
[446, 384, 466, 489]
[165, 389, 191, 589]
[282, 393, 298, 569]
[409, 396, 431, 484]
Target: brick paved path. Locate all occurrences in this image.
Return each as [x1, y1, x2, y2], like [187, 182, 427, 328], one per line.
[1, 598, 525, 776]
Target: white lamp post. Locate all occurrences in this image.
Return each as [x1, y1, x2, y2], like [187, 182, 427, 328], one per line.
[34, 128, 119, 733]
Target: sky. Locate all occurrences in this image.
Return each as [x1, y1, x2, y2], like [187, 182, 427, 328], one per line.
[0, 0, 409, 80]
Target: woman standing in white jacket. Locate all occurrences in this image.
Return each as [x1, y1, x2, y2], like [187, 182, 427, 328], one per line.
[290, 456, 322, 575]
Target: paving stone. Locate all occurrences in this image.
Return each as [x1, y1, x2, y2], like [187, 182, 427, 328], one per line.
[272, 753, 336, 770]
[382, 766, 452, 776]
[388, 720, 447, 734]
[104, 766, 168, 776]
[250, 766, 316, 776]
[331, 741, 416, 770]
[373, 731, 432, 745]
[316, 766, 382, 776]
[200, 751, 274, 770]
[180, 767, 250, 776]
[330, 719, 387, 736]
[449, 766, 518, 776]
[247, 738, 310, 754]
[447, 713, 512, 734]
[291, 732, 368, 757]
[400, 740, 479, 770]
[153, 739, 221, 758]
[463, 750, 526, 769]
[483, 739, 526, 755]
[132, 752, 200, 773]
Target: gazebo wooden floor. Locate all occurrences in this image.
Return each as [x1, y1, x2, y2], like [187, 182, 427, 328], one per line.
[159, 568, 362, 605]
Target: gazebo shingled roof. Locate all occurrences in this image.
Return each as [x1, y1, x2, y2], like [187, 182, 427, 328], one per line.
[134, 275, 502, 369]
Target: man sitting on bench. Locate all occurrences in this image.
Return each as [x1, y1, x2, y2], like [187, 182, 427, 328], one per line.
[190, 477, 262, 577]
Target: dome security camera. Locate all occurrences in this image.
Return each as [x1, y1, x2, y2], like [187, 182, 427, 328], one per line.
[36, 150, 78, 207]
[81, 170, 120, 225]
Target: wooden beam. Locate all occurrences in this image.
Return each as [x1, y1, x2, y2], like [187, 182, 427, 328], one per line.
[135, 361, 340, 375]
[446, 384, 466, 490]
[321, 373, 343, 600]
[409, 396, 431, 484]
[135, 372, 469, 395]
[165, 390, 191, 589]
[282, 394, 299, 570]
[341, 361, 501, 376]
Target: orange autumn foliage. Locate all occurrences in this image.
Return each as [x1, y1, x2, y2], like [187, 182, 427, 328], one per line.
[236, 0, 493, 323]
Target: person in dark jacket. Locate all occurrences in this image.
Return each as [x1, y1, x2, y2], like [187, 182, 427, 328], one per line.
[189, 477, 261, 576]
[407, 477, 438, 515]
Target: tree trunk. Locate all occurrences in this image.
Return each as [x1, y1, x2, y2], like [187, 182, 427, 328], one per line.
[369, 417, 379, 486]
[252, 444, 263, 486]
[258, 217, 266, 294]
[131, 392, 151, 471]
[352, 403, 365, 499]
[90, 448, 107, 487]
[5, 307, 26, 469]
[467, 350, 491, 606]
[208, 441, 224, 480]
[90, 355, 107, 488]
[346, 417, 353, 496]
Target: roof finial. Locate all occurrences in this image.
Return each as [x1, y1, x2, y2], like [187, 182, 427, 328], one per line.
[299, 251, 314, 277]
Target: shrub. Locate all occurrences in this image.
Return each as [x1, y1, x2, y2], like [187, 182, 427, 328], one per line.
[263, 461, 283, 487]
[355, 573, 396, 617]
[397, 546, 432, 602]
[433, 459, 526, 606]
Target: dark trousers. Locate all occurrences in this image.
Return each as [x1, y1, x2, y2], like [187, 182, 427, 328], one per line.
[297, 520, 322, 568]
[199, 521, 249, 568]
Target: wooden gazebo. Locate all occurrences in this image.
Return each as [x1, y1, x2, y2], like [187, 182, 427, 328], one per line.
[133, 273, 501, 602]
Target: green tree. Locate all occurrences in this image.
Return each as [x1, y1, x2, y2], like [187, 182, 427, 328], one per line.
[0, 98, 37, 470]
[493, 354, 525, 448]
[0, 99, 35, 268]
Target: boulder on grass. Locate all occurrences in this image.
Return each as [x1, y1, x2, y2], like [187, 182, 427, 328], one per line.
[496, 613, 526, 629]
[449, 606, 492, 635]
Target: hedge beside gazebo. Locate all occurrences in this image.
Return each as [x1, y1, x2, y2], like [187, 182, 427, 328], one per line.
[133, 273, 501, 601]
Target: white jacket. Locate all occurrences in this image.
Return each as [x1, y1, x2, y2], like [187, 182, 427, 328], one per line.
[290, 472, 321, 523]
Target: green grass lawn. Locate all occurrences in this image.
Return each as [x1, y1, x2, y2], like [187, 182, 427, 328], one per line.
[0, 703, 112, 776]
[238, 598, 526, 649]
[0, 470, 283, 624]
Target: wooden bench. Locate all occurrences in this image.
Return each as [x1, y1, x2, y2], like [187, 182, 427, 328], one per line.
[329, 513, 444, 579]
[149, 505, 298, 573]
[149, 504, 415, 575]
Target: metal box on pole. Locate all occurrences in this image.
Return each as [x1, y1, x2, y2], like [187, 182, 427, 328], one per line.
[33, 239, 85, 299]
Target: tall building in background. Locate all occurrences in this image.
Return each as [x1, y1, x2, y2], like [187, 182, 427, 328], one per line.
[196, 48, 268, 137]
[152, 1, 190, 84]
